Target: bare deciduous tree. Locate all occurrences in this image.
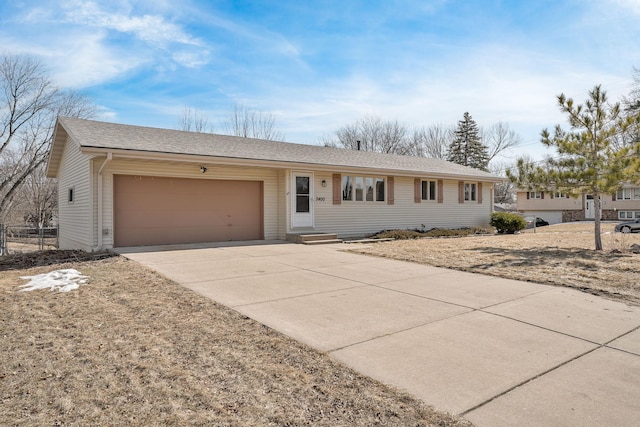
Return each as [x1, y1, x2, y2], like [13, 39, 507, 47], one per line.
[409, 123, 454, 159]
[483, 122, 521, 162]
[0, 54, 95, 223]
[490, 159, 525, 204]
[323, 115, 412, 154]
[18, 163, 57, 227]
[614, 67, 640, 149]
[222, 104, 284, 141]
[623, 67, 640, 113]
[178, 107, 212, 133]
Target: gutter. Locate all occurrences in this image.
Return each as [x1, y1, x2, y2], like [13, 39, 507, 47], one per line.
[79, 147, 504, 183]
[92, 152, 112, 251]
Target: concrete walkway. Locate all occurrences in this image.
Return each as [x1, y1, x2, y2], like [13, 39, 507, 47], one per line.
[117, 241, 640, 426]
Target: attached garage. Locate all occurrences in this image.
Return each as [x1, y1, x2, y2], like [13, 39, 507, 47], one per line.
[113, 175, 263, 247]
[520, 210, 563, 225]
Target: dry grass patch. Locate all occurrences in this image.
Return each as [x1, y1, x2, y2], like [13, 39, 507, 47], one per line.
[351, 223, 640, 305]
[1, 254, 469, 427]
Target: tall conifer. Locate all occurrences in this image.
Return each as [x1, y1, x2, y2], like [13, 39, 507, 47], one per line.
[447, 112, 489, 171]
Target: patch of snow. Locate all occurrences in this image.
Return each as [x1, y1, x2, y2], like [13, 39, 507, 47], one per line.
[19, 269, 89, 293]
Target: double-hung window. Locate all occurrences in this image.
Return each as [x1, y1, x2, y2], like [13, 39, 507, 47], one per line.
[421, 180, 437, 201]
[465, 183, 477, 201]
[616, 188, 640, 200]
[528, 191, 542, 199]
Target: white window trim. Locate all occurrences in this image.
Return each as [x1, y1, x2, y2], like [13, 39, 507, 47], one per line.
[616, 187, 640, 200]
[342, 175, 386, 202]
[619, 211, 640, 219]
[421, 180, 437, 201]
[465, 183, 477, 202]
[529, 191, 542, 199]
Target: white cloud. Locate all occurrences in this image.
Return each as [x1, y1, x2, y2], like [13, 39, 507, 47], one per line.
[171, 50, 210, 68]
[21, 0, 210, 70]
[54, 31, 147, 88]
[61, 1, 202, 47]
[245, 40, 632, 162]
[3, 0, 212, 87]
[0, 30, 144, 89]
[612, 0, 640, 14]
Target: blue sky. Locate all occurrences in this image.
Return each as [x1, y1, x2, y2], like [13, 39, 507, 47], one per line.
[2, 0, 639, 161]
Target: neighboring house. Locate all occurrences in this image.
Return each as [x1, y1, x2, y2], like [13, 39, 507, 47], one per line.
[494, 203, 517, 213]
[516, 187, 640, 224]
[46, 117, 503, 250]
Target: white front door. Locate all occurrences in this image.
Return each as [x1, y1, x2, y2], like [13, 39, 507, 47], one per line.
[585, 195, 599, 219]
[291, 172, 313, 228]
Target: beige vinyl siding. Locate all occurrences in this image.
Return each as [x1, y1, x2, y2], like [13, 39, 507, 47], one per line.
[57, 137, 93, 250]
[611, 199, 640, 210]
[517, 192, 582, 211]
[593, 193, 640, 211]
[90, 159, 110, 247]
[608, 194, 640, 211]
[93, 168, 113, 247]
[309, 174, 492, 238]
[518, 191, 640, 212]
[277, 170, 287, 238]
[96, 158, 281, 248]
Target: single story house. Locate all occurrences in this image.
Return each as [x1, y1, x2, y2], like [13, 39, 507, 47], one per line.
[516, 187, 640, 224]
[46, 117, 503, 250]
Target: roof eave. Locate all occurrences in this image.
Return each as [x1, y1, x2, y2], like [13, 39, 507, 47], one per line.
[45, 119, 68, 178]
[80, 146, 504, 182]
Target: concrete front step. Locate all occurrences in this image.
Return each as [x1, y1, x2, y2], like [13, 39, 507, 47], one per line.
[286, 233, 342, 244]
[302, 239, 344, 245]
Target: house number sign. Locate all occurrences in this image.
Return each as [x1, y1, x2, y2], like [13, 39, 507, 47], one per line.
[315, 196, 326, 202]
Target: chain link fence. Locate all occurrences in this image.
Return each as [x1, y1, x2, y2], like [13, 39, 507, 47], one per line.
[0, 224, 58, 255]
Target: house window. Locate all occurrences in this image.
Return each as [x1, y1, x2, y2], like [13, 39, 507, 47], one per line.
[366, 177, 374, 201]
[342, 176, 353, 201]
[616, 188, 640, 200]
[529, 191, 542, 199]
[342, 176, 385, 202]
[375, 178, 385, 201]
[465, 183, 477, 201]
[554, 192, 567, 198]
[619, 211, 640, 219]
[68, 187, 75, 203]
[355, 177, 364, 201]
[421, 180, 437, 201]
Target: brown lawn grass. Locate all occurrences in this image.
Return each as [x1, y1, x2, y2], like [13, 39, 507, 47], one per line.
[350, 222, 640, 306]
[0, 253, 469, 427]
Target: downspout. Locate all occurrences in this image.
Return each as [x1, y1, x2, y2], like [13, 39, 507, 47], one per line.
[93, 152, 112, 251]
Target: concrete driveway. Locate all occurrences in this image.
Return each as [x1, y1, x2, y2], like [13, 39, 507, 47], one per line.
[117, 241, 640, 426]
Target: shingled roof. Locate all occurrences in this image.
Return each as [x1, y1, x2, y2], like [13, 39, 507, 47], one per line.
[48, 117, 502, 181]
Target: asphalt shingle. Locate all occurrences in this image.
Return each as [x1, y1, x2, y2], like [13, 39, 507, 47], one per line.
[56, 117, 501, 180]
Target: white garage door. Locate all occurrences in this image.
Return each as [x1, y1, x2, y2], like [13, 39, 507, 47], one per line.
[523, 211, 563, 225]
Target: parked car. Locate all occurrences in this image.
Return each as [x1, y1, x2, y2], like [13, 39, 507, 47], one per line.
[615, 218, 640, 233]
[524, 216, 549, 228]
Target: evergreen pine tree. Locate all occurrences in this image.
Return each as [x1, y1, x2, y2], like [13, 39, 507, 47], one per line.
[447, 112, 489, 171]
[507, 85, 640, 251]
